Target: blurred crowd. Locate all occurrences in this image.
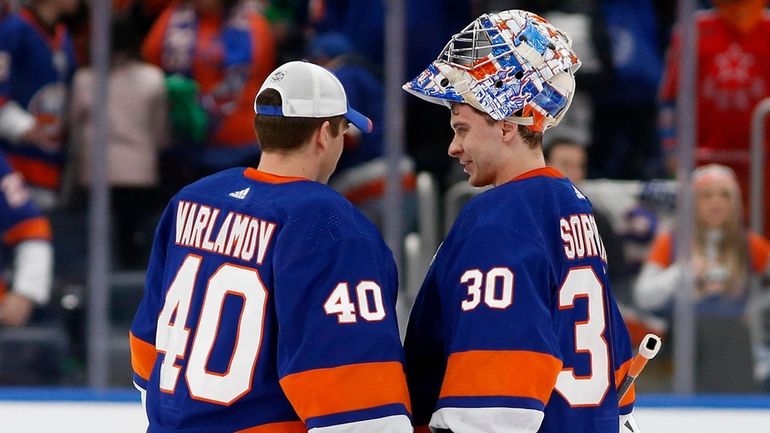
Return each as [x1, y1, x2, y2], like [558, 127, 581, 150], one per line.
[0, 0, 769, 393]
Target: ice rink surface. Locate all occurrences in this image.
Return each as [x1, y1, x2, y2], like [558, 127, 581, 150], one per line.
[0, 390, 768, 433]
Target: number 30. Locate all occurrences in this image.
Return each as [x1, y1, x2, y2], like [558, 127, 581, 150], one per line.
[459, 267, 514, 311]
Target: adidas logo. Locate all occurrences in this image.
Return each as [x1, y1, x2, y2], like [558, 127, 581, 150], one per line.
[229, 187, 250, 200]
[572, 185, 586, 200]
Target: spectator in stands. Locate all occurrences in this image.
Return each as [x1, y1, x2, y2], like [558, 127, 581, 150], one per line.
[0, 152, 53, 327]
[69, 14, 168, 269]
[142, 0, 275, 180]
[659, 0, 770, 233]
[0, 0, 79, 209]
[634, 164, 770, 392]
[308, 32, 416, 230]
[544, 137, 632, 303]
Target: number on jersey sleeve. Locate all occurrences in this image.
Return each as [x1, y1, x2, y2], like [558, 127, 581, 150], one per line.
[324, 280, 387, 323]
[459, 267, 514, 311]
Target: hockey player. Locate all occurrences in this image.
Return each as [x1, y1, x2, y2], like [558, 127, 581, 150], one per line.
[402, 10, 639, 433]
[0, 151, 53, 326]
[130, 61, 412, 433]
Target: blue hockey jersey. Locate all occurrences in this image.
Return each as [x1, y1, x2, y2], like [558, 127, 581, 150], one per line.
[130, 168, 411, 433]
[405, 167, 635, 433]
[0, 8, 76, 190]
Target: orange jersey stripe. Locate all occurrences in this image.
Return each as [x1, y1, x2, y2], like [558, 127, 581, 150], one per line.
[235, 420, 306, 433]
[440, 350, 563, 405]
[243, 168, 307, 184]
[512, 166, 565, 182]
[129, 332, 157, 382]
[4, 217, 52, 245]
[5, 155, 61, 189]
[279, 361, 410, 421]
[614, 359, 636, 407]
[646, 232, 673, 267]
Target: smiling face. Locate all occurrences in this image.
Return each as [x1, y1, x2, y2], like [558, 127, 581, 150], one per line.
[448, 104, 512, 187]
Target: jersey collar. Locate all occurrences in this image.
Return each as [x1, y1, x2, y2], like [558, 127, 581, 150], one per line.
[243, 168, 308, 184]
[511, 166, 565, 182]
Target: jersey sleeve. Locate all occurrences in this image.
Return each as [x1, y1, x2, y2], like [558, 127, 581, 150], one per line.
[129, 202, 174, 390]
[423, 224, 563, 433]
[0, 155, 52, 304]
[272, 215, 411, 432]
[0, 155, 51, 245]
[403, 265, 446, 428]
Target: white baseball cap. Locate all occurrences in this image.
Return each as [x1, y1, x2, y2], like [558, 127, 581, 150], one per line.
[254, 61, 373, 133]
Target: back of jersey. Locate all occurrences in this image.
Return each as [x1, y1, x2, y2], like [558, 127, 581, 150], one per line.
[130, 168, 411, 433]
[403, 167, 634, 433]
[533, 174, 635, 432]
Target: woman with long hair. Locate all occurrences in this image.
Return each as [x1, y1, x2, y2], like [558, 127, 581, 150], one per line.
[634, 164, 770, 392]
[635, 164, 769, 311]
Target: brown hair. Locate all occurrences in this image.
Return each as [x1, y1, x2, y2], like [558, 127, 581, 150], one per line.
[451, 103, 542, 149]
[254, 89, 346, 152]
[518, 124, 542, 149]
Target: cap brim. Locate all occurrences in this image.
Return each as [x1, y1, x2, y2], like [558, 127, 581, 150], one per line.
[345, 106, 373, 133]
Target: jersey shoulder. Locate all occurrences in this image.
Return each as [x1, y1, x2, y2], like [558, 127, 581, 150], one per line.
[173, 167, 248, 201]
[176, 168, 385, 247]
[455, 175, 585, 235]
[277, 180, 384, 244]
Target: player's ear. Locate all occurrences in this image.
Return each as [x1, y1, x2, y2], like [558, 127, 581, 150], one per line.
[500, 121, 517, 142]
[316, 120, 331, 152]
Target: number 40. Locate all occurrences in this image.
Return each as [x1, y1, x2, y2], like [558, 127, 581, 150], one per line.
[324, 281, 386, 323]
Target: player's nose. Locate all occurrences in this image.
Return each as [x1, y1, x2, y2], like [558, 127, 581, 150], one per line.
[448, 136, 462, 158]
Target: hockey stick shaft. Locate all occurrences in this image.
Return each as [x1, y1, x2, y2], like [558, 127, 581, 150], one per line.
[617, 334, 662, 401]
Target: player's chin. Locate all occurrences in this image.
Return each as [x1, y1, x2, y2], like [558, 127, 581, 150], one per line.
[467, 174, 486, 188]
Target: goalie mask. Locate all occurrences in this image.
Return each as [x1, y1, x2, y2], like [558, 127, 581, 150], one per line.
[403, 10, 581, 132]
